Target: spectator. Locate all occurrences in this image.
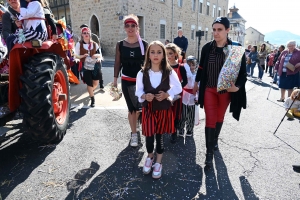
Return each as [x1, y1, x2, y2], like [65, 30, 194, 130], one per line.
[272, 45, 285, 84]
[246, 45, 258, 79]
[173, 29, 188, 59]
[266, 49, 277, 77]
[165, 39, 170, 45]
[2, 0, 21, 43]
[257, 43, 267, 82]
[245, 44, 252, 58]
[275, 40, 300, 102]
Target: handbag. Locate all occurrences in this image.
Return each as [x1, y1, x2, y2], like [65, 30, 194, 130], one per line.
[127, 85, 142, 111]
[286, 62, 295, 72]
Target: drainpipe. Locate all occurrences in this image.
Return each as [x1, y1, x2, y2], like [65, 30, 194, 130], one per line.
[171, 0, 174, 42]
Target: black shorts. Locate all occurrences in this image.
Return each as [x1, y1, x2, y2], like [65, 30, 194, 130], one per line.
[121, 79, 142, 113]
[83, 63, 101, 87]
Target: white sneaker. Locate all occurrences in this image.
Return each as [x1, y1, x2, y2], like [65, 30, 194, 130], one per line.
[130, 134, 138, 147]
[258, 78, 262, 83]
[152, 163, 162, 179]
[143, 157, 153, 174]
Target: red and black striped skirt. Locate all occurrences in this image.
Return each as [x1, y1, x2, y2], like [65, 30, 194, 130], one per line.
[142, 102, 175, 137]
[171, 96, 183, 121]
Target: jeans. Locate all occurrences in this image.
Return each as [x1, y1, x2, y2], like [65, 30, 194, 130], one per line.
[246, 63, 256, 77]
[258, 64, 264, 79]
[268, 66, 273, 76]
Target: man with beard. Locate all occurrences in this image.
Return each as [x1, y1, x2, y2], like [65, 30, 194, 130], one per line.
[2, 0, 21, 43]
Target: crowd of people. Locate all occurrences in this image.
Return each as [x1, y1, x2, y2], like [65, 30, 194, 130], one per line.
[0, 0, 299, 177]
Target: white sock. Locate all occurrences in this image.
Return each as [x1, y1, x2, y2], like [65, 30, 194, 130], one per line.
[132, 133, 137, 137]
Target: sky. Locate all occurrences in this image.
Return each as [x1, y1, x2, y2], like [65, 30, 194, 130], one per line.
[228, 0, 299, 35]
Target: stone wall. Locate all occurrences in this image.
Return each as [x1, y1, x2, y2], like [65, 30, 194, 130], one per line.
[69, 0, 229, 57]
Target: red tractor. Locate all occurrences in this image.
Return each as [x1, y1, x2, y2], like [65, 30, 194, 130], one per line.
[0, 40, 71, 144]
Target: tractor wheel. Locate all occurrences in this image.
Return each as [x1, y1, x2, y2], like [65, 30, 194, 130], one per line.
[19, 52, 70, 144]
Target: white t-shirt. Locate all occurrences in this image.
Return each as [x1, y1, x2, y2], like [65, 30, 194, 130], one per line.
[182, 63, 198, 105]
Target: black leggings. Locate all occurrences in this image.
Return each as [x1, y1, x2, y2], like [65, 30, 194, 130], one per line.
[146, 134, 164, 154]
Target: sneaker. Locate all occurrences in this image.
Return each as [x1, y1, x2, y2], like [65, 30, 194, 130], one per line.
[258, 78, 262, 83]
[143, 157, 153, 174]
[130, 134, 138, 147]
[186, 131, 193, 137]
[152, 163, 162, 179]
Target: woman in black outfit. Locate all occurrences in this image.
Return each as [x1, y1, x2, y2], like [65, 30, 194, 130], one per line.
[193, 17, 247, 166]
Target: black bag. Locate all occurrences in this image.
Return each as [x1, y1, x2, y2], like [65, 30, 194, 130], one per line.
[127, 85, 142, 111]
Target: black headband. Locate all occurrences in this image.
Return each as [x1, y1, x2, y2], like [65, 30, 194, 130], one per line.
[212, 17, 230, 29]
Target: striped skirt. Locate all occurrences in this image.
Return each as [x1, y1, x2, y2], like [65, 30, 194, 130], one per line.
[142, 102, 175, 137]
[171, 96, 182, 121]
[13, 29, 47, 44]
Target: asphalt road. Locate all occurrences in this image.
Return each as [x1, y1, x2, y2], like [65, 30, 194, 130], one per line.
[0, 65, 300, 200]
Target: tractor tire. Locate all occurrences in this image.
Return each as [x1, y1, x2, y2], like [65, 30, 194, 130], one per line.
[19, 52, 70, 144]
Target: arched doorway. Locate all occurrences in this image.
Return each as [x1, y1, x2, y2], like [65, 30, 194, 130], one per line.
[90, 15, 100, 44]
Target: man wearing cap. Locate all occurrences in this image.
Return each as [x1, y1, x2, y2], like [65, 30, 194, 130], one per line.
[173, 29, 188, 59]
[193, 17, 247, 167]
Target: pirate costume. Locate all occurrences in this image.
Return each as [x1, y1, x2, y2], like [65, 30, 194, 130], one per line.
[6, 0, 47, 54]
[196, 17, 247, 166]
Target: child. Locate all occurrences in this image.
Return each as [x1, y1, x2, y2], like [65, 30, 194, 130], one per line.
[284, 89, 300, 119]
[178, 56, 198, 137]
[135, 41, 182, 179]
[165, 43, 188, 142]
[6, 0, 47, 53]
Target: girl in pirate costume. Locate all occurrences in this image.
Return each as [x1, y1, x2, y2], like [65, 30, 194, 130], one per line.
[165, 43, 188, 143]
[6, 0, 48, 54]
[113, 14, 148, 147]
[74, 27, 103, 107]
[135, 41, 182, 179]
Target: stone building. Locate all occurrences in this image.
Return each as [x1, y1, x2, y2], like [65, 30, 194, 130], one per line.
[64, 0, 228, 57]
[244, 27, 265, 48]
[227, 5, 246, 46]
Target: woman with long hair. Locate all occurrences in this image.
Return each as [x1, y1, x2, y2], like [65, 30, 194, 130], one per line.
[113, 14, 148, 147]
[74, 27, 103, 107]
[135, 40, 182, 179]
[257, 43, 267, 82]
[246, 45, 258, 79]
[193, 17, 247, 166]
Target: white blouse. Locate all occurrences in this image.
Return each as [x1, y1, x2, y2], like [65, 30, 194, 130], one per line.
[19, 1, 46, 32]
[182, 63, 197, 105]
[135, 69, 182, 103]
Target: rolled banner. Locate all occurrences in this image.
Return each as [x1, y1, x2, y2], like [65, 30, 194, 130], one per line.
[217, 45, 245, 92]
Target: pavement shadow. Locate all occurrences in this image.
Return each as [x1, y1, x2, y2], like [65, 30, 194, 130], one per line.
[199, 150, 239, 199]
[0, 134, 55, 199]
[67, 106, 88, 129]
[239, 176, 259, 200]
[65, 134, 203, 199]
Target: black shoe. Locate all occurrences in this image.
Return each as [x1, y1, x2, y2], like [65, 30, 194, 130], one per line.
[90, 96, 95, 107]
[293, 165, 300, 173]
[277, 99, 285, 102]
[205, 127, 215, 166]
[170, 133, 177, 144]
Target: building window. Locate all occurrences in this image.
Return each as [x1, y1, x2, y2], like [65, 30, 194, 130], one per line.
[211, 32, 213, 40]
[218, 7, 221, 17]
[137, 16, 144, 38]
[223, 9, 226, 16]
[206, 2, 210, 15]
[160, 20, 166, 39]
[212, 4, 216, 17]
[192, 0, 196, 11]
[205, 31, 208, 40]
[178, 0, 183, 7]
[199, 0, 203, 13]
[191, 25, 195, 40]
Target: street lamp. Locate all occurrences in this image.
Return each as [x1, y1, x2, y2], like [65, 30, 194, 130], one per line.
[196, 30, 205, 62]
